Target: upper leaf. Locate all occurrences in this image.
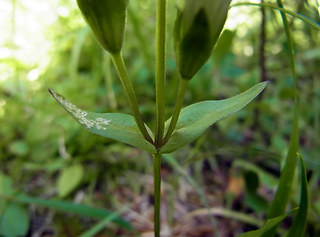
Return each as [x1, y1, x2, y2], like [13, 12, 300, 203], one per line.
[49, 90, 156, 153]
[160, 82, 268, 153]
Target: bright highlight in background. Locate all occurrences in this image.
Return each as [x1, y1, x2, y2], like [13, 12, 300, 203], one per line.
[0, 0, 76, 82]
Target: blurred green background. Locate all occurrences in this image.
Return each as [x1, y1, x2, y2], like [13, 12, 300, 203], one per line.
[1, 0, 320, 236]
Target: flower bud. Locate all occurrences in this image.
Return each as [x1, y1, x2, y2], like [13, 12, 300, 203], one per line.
[174, 0, 231, 80]
[76, 0, 129, 54]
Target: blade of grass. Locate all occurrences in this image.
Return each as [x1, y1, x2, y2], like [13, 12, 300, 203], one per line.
[103, 52, 117, 110]
[163, 154, 221, 236]
[266, 0, 299, 218]
[79, 208, 127, 237]
[69, 27, 89, 81]
[262, 0, 299, 236]
[286, 155, 309, 237]
[184, 207, 264, 228]
[231, 2, 320, 31]
[14, 194, 133, 230]
[237, 208, 298, 237]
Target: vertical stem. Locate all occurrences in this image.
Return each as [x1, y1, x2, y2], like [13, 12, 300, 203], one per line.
[251, 0, 267, 131]
[153, 152, 162, 237]
[276, 0, 297, 102]
[111, 52, 153, 144]
[163, 78, 188, 145]
[263, 1, 299, 236]
[155, 0, 167, 147]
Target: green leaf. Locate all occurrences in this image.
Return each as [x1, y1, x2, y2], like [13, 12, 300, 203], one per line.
[49, 89, 156, 153]
[58, 164, 84, 198]
[0, 173, 15, 213]
[231, 2, 320, 31]
[212, 29, 235, 65]
[0, 203, 30, 237]
[243, 171, 269, 213]
[79, 208, 126, 237]
[237, 209, 297, 237]
[265, 104, 299, 218]
[233, 160, 278, 188]
[160, 82, 268, 153]
[9, 140, 29, 156]
[286, 155, 309, 237]
[15, 194, 133, 230]
[0, 173, 15, 197]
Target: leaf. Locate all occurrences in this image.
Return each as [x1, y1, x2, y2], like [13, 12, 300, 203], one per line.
[286, 155, 309, 237]
[212, 29, 235, 65]
[0, 203, 30, 237]
[237, 209, 297, 237]
[0, 173, 15, 197]
[0, 173, 15, 212]
[160, 82, 268, 153]
[79, 208, 126, 237]
[233, 160, 278, 188]
[58, 164, 84, 198]
[243, 171, 269, 213]
[16, 194, 133, 230]
[231, 2, 320, 31]
[49, 89, 156, 153]
[264, 103, 299, 237]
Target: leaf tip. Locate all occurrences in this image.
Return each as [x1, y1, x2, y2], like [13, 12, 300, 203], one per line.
[48, 88, 59, 101]
[48, 88, 54, 96]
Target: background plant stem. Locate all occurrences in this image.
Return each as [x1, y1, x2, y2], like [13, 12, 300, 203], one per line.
[263, 0, 300, 235]
[153, 152, 162, 237]
[163, 78, 188, 145]
[111, 52, 153, 143]
[231, 2, 320, 31]
[155, 0, 167, 148]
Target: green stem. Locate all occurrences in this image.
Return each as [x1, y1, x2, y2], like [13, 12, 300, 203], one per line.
[111, 52, 153, 144]
[163, 78, 188, 145]
[153, 152, 162, 237]
[230, 2, 320, 31]
[155, 0, 167, 148]
[263, 1, 299, 236]
[276, 0, 297, 102]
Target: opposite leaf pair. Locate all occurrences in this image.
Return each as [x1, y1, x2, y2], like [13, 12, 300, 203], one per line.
[49, 82, 267, 154]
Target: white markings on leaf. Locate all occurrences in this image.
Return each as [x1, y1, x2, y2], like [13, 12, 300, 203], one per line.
[52, 91, 110, 130]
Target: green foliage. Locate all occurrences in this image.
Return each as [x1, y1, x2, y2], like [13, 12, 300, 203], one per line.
[0, 203, 30, 237]
[58, 164, 84, 197]
[16, 195, 132, 230]
[286, 156, 309, 237]
[243, 170, 269, 212]
[79, 210, 127, 237]
[0, 0, 319, 235]
[49, 89, 156, 153]
[238, 156, 309, 237]
[161, 82, 268, 153]
[0, 174, 29, 237]
[238, 209, 297, 237]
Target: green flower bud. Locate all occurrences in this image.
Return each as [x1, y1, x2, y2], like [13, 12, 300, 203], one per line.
[174, 0, 231, 80]
[76, 0, 129, 54]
